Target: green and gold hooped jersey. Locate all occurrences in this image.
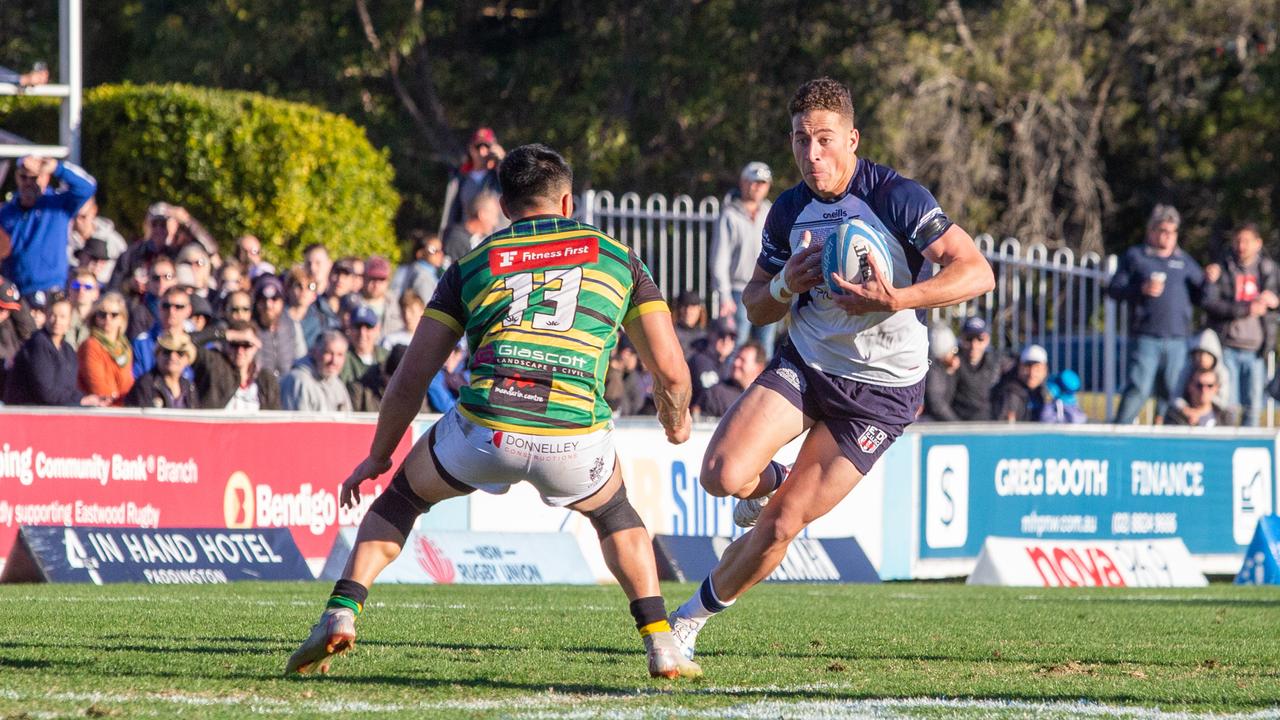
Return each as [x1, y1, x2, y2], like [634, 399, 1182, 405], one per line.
[424, 216, 667, 435]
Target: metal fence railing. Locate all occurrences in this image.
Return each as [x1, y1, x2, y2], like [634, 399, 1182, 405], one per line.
[576, 189, 1275, 426]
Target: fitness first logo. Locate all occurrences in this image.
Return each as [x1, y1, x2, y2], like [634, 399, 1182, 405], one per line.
[925, 445, 969, 549]
[489, 237, 599, 273]
[1232, 447, 1273, 545]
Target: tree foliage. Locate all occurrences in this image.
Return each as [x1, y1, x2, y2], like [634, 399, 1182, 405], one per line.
[2, 0, 1277, 256]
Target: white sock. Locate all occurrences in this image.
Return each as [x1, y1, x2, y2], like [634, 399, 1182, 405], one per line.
[674, 575, 735, 623]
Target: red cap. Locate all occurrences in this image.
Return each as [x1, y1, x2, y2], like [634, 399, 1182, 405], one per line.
[470, 127, 497, 146]
[0, 279, 19, 311]
[364, 256, 391, 280]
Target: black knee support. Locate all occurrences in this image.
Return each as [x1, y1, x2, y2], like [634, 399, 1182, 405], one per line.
[368, 467, 431, 537]
[582, 484, 644, 540]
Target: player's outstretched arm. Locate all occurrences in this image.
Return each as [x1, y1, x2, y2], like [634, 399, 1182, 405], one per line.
[830, 225, 994, 313]
[341, 316, 461, 507]
[623, 310, 692, 444]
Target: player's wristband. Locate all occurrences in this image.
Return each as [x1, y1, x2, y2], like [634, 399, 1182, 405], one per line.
[769, 272, 795, 303]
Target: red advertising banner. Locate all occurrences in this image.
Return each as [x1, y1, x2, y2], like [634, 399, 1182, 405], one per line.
[0, 411, 413, 562]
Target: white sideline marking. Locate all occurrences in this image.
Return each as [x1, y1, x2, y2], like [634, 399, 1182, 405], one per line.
[4, 688, 1278, 719]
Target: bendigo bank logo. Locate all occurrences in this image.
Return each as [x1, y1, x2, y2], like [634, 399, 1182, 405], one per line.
[223, 471, 255, 529]
[415, 536, 456, 584]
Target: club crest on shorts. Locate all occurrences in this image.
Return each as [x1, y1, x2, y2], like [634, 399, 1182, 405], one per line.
[775, 358, 803, 392]
[857, 425, 888, 454]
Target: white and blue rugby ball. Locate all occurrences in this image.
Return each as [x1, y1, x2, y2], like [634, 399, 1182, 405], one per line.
[822, 218, 894, 295]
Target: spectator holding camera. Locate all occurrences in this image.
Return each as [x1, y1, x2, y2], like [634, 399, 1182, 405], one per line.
[1108, 205, 1204, 424]
[0, 156, 96, 296]
[191, 320, 281, 410]
[440, 127, 504, 235]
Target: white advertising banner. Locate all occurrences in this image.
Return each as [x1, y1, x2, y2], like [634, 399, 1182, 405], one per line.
[966, 536, 1208, 588]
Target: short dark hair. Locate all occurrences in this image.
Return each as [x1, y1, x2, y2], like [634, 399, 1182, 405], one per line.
[498, 144, 573, 213]
[789, 77, 855, 125]
[226, 319, 258, 337]
[1234, 221, 1262, 238]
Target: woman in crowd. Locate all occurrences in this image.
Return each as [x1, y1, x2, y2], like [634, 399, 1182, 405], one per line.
[125, 332, 199, 408]
[77, 292, 134, 405]
[4, 294, 104, 406]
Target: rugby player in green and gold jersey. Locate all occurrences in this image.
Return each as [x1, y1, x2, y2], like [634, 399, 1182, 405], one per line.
[285, 144, 701, 680]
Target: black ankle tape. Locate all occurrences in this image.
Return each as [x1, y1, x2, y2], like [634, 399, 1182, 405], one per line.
[331, 578, 369, 606]
[629, 596, 668, 629]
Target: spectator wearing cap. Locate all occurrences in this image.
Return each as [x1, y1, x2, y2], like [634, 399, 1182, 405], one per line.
[990, 344, 1050, 422]
[252, 274, 298, 378]
[712, 161, 776, 352]
[687, 318, 737, 410]
[188, 294, 215, 334]
[358, 255, 404, 337]
[0, 278, 35, 393]
[381, 289, 425, 351]
[0, 156, 96, 295]
[427, 340, 469, 413]
[673, 290, 708, 358]
[69, 197, 126, 283]
[77, 236, 114, 286]
[191, 320, 281, 411]
[440, 126, 505, 235]
[693, 340, 768, 419]
[303, 244, 333, 296]
[77, 292, 133, 406]
[132, 286, 193, 378]
[4, 294, 105, 407]
[341, 305, 389, 411]
[25, 289, 51, 331]
[1039, 370, 1088, 424]
[1108, 204, 1205, 424]
[921, 323, 962, 422]
[66, 269, 101, 349]
[110, 201, 181, 289]
[314, 257, 360, 332]
[281, 330, 353, 412]
[125, 331, 199, 409]
[284, 267, 322, 353]
[236, 234, 276, 279]
[953, 316, 999, 421]
[127, 256, 177, 339]
[443, 191, 502, 264]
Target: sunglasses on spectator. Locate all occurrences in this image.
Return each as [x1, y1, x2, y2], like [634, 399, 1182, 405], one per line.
[97, 310, 121, 319]
[161, 302, 189, 311]
[229, 341, 254, 350]
[70, 281, 97, 291]
[151, 272, 175, 282]
[160, 348, 188, 358]
[1193, 382, 1218, 389]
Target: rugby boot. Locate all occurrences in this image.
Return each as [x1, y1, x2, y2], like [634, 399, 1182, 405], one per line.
[284, 606, 357, 675]
[645, 629, 703, 679]
[733, 463, 790, 528]
[666, 610, 706, 663]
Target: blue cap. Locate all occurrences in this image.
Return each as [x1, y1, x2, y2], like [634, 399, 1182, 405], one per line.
[961, 316, 988, 337]
[350, 305, 379, 328]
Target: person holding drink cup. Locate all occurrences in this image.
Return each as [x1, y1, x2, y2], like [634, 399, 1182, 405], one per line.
[1108, 204, 1205, 424]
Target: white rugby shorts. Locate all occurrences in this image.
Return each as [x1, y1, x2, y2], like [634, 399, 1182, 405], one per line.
[429, 407, 616, 507]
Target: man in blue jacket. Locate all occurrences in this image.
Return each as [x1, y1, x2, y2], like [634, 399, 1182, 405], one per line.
[0, 156, 97, 295]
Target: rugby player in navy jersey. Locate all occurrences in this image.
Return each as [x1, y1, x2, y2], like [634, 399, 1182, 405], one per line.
[669, 78, 994, 662]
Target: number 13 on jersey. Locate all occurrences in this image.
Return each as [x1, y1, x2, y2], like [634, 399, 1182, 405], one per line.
[500, 267, 583, 330]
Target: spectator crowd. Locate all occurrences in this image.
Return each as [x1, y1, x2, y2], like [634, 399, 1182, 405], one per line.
[0, 142, 1272, 428]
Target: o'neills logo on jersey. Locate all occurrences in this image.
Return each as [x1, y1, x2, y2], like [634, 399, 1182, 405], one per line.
[489, 237, 599, 273]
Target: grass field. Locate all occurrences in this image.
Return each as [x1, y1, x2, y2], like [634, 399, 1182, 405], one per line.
[2, 581, 1279, 719]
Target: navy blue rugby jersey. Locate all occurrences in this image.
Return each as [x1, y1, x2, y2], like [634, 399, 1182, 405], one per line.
[758, 158, 953, 385]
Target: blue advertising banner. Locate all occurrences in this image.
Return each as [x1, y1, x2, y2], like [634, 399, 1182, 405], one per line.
[0, 526, 313, 584]
[919, 431, 1276, 559]
[1235, 515, 1280, 585]
[652, 535, 880, 584]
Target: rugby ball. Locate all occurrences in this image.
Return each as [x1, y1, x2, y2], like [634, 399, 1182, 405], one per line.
[822, 218, 893, 294]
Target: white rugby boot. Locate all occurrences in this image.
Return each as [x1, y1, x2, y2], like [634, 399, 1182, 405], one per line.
[733, 463, 790, 528]
[666, 610, 706, 663]
[284, 607, 357, 675]
[645, 629, 703, 679]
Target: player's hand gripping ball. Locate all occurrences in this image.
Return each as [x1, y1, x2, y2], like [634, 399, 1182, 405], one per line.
[822, 218, 893, 294]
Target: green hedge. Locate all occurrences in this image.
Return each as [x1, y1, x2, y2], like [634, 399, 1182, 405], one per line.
[1, 83, 400, 265]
